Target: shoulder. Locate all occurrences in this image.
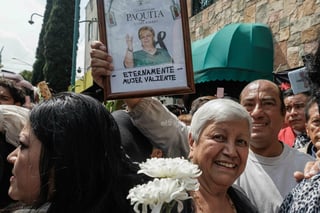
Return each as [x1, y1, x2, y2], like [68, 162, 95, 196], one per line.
[12, 203, 50, 213]
[156, 48, 170, 54]
[285, 143, 314, 161]
[229, 184, 247, 197]
[280, 174, 320, 212]
[298, 141, 312, 154]
[156, 48, 167, 52]
[278, 126, 294, 135]
[228, 185, 258, 213]
[278, 126, 295, 146]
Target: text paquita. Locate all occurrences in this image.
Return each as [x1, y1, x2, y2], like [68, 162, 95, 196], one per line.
[126, 9, 164, 22]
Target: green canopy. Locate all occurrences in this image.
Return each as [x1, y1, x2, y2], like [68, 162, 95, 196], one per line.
[192, 23, 274, 83]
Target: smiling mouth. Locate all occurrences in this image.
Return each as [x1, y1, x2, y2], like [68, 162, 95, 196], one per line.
[216, 161, 236, 168]
[252, 123, 268, 128]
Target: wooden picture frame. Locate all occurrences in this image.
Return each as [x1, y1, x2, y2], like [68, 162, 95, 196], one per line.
[97, 0, 195, 100]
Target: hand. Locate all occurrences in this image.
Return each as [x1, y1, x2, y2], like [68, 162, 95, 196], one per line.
[90, 41, 114, 88]
[126, 34, 133, 50]
[294, 160, 320, 182]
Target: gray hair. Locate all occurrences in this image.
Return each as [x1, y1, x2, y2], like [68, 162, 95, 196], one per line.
[190, 98, 252, 141]
[0, 105, 29, 147]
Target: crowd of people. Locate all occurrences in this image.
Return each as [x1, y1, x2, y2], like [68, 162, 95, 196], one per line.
[1, 33, 320, 213]
[89, 39, 320, 213]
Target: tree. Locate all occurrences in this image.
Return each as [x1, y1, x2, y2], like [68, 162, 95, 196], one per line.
[31, 0, 53, 86]
[20, 70, 33, 82]
[32, 0, 80, 93]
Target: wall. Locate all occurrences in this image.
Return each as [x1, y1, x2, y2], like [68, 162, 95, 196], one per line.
[187, 0, 320, 72]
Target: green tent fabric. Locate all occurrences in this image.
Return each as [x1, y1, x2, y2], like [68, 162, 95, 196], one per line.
[191, 23, 274, 83]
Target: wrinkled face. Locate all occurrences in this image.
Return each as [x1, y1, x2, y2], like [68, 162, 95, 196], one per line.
[189, 120, 250, 189]
[240, 81, 284, 148]
[306, 103, 320, 147]
[139, 30, 154, 48]
[7, 122, 41, 205]
[284, 94, 309, 132]
[0, 86, 16, 105]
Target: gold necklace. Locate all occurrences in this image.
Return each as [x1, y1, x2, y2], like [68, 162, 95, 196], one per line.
[192, 192, 237, 213]
[227, 194, 237, 213]
[192, 192, 204, 213]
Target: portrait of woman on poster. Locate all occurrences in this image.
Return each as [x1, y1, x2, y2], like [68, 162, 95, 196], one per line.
[123, 26, 174, 68]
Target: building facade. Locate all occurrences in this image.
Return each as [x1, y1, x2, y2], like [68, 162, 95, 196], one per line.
[75, 0, 99, 93]
[78, 0, 320, 93]
[187, 0, 320, 72]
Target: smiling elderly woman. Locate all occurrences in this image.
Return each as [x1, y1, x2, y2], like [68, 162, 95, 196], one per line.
[182, 98, 258, 213]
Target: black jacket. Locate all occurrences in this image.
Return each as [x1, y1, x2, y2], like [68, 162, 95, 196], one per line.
[180, 184, 258, 213]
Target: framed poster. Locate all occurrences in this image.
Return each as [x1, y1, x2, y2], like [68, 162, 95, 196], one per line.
[288, 67, 310, 94]
[97, 0, 195, 100]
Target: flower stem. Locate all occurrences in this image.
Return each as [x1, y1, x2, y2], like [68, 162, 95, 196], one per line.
[162, 201, 177, 213]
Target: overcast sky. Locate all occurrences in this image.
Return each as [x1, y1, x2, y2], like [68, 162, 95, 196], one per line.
[0, 0, 88, 78]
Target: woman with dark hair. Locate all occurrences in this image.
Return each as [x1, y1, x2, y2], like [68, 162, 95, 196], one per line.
[0, 78, 26, 106]
[0, 105, 29, 210]
[6, 92, 145, 212]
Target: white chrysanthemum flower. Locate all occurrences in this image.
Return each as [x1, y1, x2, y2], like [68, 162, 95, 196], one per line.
[128, 158, 202, 213]
[127, 178, 189, 213]
[138, 157, 202, 191]
[138, 157, 201, 179]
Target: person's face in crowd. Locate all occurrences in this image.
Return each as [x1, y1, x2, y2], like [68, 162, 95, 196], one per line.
[7, 122, 41, 205]
[189, 119, 250, 188]
[139, 29, 154, 48]
[240, 80, 284, 148]
[306, 102, 320, 147]
[284, 93, 309, 132]
[0, 86, 16, 105]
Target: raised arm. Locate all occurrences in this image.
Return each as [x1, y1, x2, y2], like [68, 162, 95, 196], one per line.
[126, 97, 189, 158]
[90, 41, 189, 158]
[123, 34, 134, 68]
[90, 41, 114, 88]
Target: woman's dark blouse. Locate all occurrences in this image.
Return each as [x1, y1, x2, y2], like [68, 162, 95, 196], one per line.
[180, 185, 258, 213]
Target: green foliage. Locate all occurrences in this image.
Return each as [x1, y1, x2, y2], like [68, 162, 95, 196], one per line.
[19, 70, 33, 82]
[31, 0, 53, 86]
[32, 0, 79, 93]
[42, 0, 77, 92]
